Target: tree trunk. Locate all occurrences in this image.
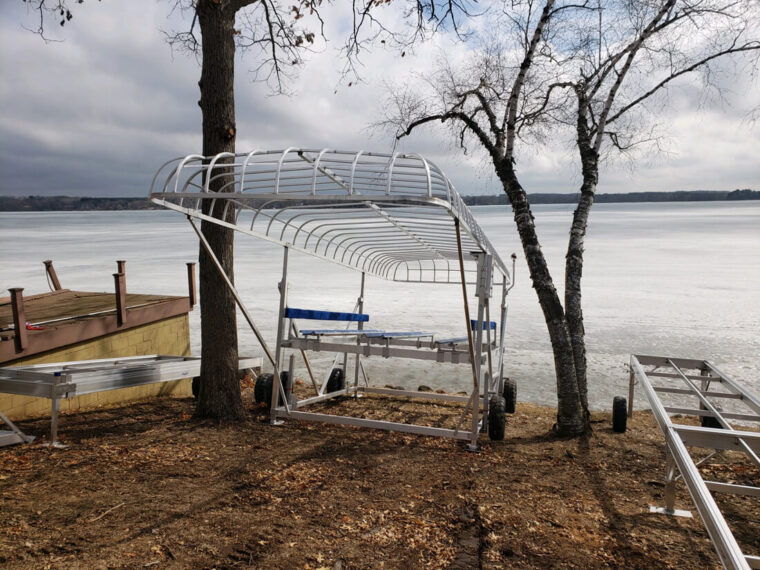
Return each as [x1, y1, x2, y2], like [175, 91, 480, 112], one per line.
[195, 0, 245, 421]
[564, 147, 598, 420]
[497, 163, 587, 436]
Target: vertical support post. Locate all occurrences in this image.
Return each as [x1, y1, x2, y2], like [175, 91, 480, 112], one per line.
[186, 262, 197, 307]
[48, 371, 67, 447]
[664, 450, 677, 512]
[43, 260, 62, 290]
[50, 394, 61, 446]
[9, 288, 27, 352]
[274, 246, 290, 371]
[353, 272, 366, 398]
[113, 273, 126, 326]
[287, 353, 296, 406]
[628, 362, 636, 418]
[496, 278, 508, 395]
[272, 246, 290, 422]
[116, 260, 126, 284]
[484, 298, 494, 396]
[473, 252, 492, 434]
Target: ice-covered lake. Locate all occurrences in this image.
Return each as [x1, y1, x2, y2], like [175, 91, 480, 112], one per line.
[1, 201, 758, 410]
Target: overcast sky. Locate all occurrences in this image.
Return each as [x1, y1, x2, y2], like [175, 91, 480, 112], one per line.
[1, 1, 758, 198]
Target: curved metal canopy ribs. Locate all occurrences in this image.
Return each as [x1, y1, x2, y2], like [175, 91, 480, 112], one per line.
[149, 148, 510, 285]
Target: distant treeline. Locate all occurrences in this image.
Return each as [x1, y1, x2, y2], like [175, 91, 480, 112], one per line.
[0, 189, 757, 211]
[0, 196, 160, 212]
[464, 188, 759, 205]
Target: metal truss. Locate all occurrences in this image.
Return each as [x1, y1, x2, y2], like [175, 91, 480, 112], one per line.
[629, 354, 760, 570]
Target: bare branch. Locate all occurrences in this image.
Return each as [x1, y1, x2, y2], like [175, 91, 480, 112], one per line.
[606, 40, 760, 125]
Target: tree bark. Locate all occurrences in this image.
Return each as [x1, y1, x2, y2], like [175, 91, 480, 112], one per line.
[195, 0, 245, 421]
[565, 145, 598, 419]
[496, 161, 587, 436]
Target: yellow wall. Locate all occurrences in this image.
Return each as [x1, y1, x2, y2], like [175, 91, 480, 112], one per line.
[1, 314, 191, 420]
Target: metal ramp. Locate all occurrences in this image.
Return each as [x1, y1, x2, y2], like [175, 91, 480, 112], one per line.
[628, 354, 760, 570]
[0, 354, 262, 446]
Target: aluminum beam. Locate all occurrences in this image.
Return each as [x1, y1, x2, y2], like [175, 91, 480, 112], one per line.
[630, 354, 758, 570]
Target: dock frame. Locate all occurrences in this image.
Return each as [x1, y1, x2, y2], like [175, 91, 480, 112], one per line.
[0, 354, 262, 446]
[629, 354, 760, 569]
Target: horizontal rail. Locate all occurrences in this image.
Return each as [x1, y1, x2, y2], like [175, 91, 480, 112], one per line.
[282, 338, 480, 364]
[704, 481, 760, 497]
[360, 386, 472, 403]
[664, 407, 760, 423]
[274, 409, 474, 441]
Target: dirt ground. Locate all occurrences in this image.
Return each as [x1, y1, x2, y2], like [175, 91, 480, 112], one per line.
[1, 381, 758, 569]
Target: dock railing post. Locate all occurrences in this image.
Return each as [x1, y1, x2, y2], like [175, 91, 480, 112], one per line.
[9, 288, 27, 352]
[113, 273, 127, 326]
[186, 262, 197, 307]
[116, 260, 126, 289]
[43, 260, 62, 291]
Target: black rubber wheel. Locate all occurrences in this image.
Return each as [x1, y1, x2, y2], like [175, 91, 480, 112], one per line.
[255, 372, 290, 409]
[702, 416, 722, 429]
[279, 371, 291, 399]
[612, 396, 627, 433]
[191, 376, 200, 399]
[488, 396, 507, 441]
[326, 368, 345, 393]
[701, 407, 723, 429]
[502, 378, 517, 414]
[255, 373, 274, 406]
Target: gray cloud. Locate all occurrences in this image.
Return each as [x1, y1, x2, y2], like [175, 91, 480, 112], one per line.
[1, 1, 758, 198]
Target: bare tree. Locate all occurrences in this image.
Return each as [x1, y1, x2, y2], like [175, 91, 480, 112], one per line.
[386, 0, 760, 435]
[21, 0, 476, 421]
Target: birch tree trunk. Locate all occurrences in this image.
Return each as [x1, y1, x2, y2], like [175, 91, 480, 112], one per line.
[564, 141, 599, 419]
[195, 0, 246, 421]
[497, 161, 587, 436]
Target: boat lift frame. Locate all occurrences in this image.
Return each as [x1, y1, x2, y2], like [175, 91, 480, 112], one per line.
[150, 149, 514, 448]
[628, 354, 760, 569]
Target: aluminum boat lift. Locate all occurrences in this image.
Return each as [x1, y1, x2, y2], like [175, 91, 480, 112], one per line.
[150, 149, 514, 448]
[0, 354, 262, 446]
[628, 354, 760, 569]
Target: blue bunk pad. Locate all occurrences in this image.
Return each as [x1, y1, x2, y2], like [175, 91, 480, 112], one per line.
[299, 329, 383, 336]
[435, 336, 469, 345]
[285, 307, 369, 322]
[362, 331, 434, 339]
[470, 319, 497, 330]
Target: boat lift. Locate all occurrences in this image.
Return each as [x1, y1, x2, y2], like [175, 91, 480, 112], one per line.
[628, 354, 760, 569]
[150, 149, 515, 448]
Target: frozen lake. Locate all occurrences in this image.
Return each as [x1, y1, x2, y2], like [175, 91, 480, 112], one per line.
[1, 201, 758, 410]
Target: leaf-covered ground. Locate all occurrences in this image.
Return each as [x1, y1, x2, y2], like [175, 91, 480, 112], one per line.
[1, 383, 757, 569]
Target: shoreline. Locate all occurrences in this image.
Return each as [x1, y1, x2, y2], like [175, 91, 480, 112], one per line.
[1, 190, 758, 212]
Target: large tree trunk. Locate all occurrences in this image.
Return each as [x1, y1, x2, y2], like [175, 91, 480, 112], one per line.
[497, 163, 587, 436]
[195, 0, 245, 421]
